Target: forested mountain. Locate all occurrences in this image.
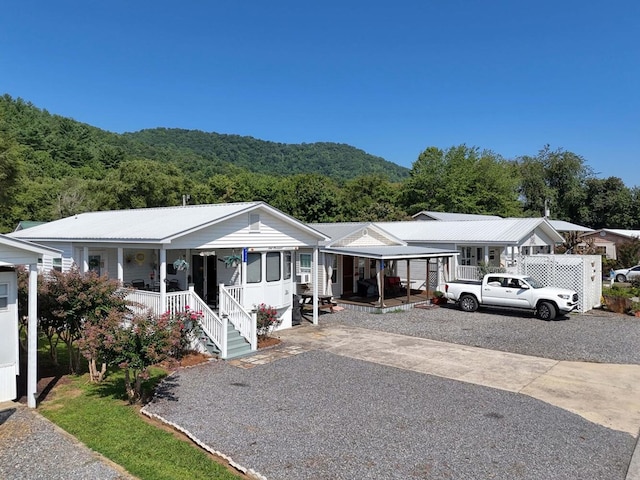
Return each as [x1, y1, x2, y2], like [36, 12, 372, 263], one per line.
[2, 93, 640, 240]
[124, 128, 409, 181]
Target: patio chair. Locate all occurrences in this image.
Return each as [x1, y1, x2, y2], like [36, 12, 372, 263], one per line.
[131, 279, 146, 289]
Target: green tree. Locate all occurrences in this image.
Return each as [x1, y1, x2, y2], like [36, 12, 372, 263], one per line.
[273, 174, 341, 222]
[580, 177, 634, 229]
[517, 145, 593, 221]
[399, 145, 521, 217]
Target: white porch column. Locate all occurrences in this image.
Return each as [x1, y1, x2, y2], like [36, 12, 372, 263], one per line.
[312, 247, 319, 325]
[27, 263, 38, 408]
[377, 259, 384, 307]
[82, 246, 89, 273]
[117, 248, 124, 283]
[483, 246, 489, 265]
[159, 247, 167, 308]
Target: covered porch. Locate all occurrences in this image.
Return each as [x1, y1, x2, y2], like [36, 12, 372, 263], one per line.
[323, 245, 458, 314]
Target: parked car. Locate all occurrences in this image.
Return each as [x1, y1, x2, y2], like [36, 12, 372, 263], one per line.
[613, 265, 640, 283]
[444, 273, 578, 320]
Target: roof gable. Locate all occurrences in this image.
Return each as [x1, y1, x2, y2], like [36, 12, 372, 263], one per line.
[309, 222, 405, 247]
[10, 202, 328, 244]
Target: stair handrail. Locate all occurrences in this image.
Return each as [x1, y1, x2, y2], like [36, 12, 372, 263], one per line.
[186, 286, 227, 358]
[219, 284, 256, 351]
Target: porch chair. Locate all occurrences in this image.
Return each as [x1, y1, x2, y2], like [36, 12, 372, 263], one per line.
[131, 279, 146, 289]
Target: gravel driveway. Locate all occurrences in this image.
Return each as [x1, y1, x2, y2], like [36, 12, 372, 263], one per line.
[144, 305, 640, 479]
[323, 305, 640, 364]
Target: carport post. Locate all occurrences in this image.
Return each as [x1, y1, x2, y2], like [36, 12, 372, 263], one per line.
[406, 260, 411, 304]
[27, 263, 38, 408]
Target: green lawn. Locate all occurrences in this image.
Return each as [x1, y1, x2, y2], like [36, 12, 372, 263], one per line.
[37, 343, 243, 480]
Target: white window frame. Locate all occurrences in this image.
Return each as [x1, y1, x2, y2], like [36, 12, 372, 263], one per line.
[299, 253, 312, 273]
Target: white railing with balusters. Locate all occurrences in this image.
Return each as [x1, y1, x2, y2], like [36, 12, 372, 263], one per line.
[219, 284, 256, 351]
[124, 289, 162, 315]
[224, 284, 243, 306]
[187, 288, 227, 358]
[455, 265, 516, 281]
[123, 287, 228, 358]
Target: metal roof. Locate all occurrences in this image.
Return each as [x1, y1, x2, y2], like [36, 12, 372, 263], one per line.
[547, 219, 593, 233]
[310, 222, 372, 245]
[377, 217, 564, 244]
[412, 211, 502, 221]
[323, 245, 459, 260]
[9, 202, 327, 244]
[604, 229, 640, 239]
[309, 222, 406, 246]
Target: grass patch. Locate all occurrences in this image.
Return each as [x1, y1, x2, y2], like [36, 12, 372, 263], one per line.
[39, 368, 244, 480]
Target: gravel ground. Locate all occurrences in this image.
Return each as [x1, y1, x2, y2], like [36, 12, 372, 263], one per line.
[322, 305, 640, 364]
[145, 351, 635, 480]
[0, 405, 131, 480]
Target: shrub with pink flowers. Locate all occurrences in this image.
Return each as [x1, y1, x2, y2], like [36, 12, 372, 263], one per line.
[256, 303, 279, 340]
[78, 306, 203, 403]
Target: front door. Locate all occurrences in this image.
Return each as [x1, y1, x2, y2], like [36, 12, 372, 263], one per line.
[191, 255, 218, 306]
[342, 256, 354, 295]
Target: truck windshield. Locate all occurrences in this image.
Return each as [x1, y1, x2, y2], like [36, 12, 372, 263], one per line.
[524, 277, 543, 288]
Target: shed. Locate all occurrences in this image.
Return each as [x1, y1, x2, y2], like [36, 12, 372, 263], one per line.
[0, 234, 60, 407]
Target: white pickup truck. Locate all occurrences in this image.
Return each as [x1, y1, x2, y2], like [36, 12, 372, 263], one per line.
[444, 274, 578, 320]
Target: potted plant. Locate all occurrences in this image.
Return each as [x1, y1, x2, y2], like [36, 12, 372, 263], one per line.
[431, 290, 447, 305]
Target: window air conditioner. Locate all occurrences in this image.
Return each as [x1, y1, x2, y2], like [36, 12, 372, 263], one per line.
[298, 272, 311, 284]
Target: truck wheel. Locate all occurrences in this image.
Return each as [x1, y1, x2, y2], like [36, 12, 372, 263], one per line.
[537, 301, 557, 321]
[616, 274, 627, 283]
[459, 294, 479, 312]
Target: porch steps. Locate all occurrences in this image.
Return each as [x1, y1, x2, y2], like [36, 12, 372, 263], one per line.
[200, 321, 252, 360]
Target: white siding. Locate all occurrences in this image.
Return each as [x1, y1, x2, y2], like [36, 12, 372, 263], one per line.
[170, 211, 320, 250]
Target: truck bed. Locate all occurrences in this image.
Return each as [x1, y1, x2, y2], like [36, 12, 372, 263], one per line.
[447, 279, 482, 285]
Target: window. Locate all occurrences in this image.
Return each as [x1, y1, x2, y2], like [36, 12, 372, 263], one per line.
[331, 255, 337, 283]
[247, 253, 262, 283]
[266, 252, 281, 282]
[0, 283, 7, 309]
[299, 253, 311, 272]
[53, 258, 62, 272]
[284, 251, 292, 280]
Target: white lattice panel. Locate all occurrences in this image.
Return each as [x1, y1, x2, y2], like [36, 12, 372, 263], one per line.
[516, 255, 602, 313]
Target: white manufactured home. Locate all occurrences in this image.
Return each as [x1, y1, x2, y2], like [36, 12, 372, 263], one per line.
[10, 202, 328, 359]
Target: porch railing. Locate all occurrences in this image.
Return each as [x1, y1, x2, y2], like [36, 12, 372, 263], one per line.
[187, 288, 228, 359]
[219, 284, 256, 351]
[124, 289, 162, 315]
[455, 265, 517, 281]
[123, 287, 231, 359]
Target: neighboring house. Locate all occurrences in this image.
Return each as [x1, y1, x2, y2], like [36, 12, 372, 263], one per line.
[306, 222, 459, 307]
[0, 234, 60, 408]
[378, 217, 565, 285]
[579, 229, 640, 260]
[412, 211, 502, 222]
[10, 202, 328, 358]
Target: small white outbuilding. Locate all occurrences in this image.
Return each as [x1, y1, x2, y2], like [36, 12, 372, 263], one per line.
[0, 234, 60, 407]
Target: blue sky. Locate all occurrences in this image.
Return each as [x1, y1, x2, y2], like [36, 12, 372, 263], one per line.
[2, 1, 639, 187]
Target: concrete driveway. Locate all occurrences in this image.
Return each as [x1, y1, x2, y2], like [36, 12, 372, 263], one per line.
[144, 312, 640, 480]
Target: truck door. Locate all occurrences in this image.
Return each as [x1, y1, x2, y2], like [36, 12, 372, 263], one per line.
[481, 276, 510, 306]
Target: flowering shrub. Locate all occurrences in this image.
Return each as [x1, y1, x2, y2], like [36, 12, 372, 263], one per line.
[78, 306, 203, 403]
[256, 303, 279, 340]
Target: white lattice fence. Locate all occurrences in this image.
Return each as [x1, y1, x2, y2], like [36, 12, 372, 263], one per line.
[516, 255, 602, 313]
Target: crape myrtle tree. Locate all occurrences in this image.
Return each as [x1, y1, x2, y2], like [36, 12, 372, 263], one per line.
[399, 145, 522, 217]
[36, 268, 129, 374]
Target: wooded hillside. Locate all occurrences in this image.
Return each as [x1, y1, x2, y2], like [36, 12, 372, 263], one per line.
[2, 93, 640, 236]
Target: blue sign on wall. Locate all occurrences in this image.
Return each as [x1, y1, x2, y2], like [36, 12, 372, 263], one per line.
[242, 248, 248, 263]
